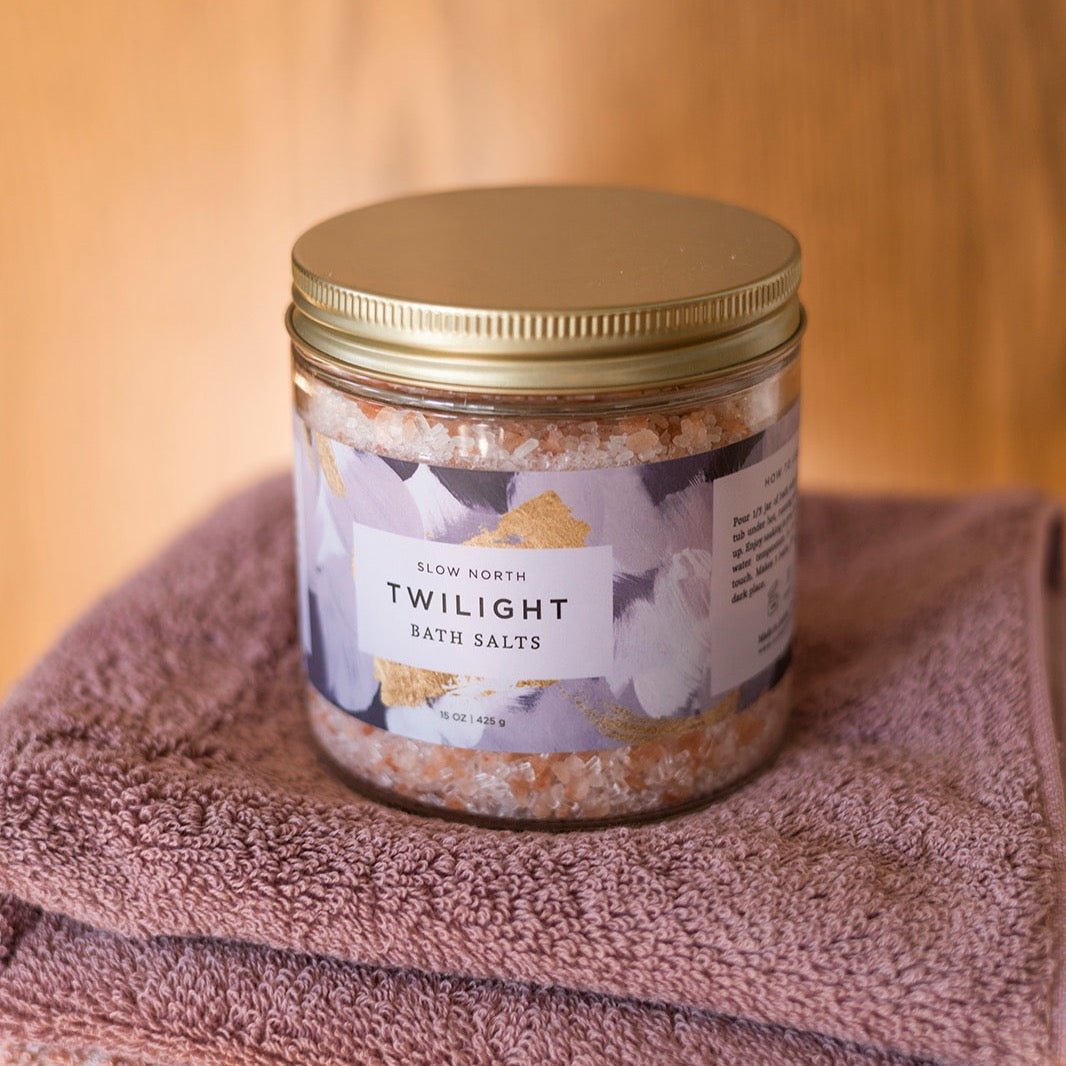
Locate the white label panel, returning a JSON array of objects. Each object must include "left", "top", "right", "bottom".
[
  {"left": 710, "top": 435, "right": 799, "bottom": 691},
  {"left": 353, "top": 523, "right": 615, "bottom": 682}
]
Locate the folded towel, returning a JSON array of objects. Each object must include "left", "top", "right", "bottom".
[{"left": 0, "top": 478, "right": 1062, "bottom": 1066}]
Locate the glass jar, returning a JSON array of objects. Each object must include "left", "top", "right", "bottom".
[{"left": 288, "top": 186, "right": 803, "bottom": 827}]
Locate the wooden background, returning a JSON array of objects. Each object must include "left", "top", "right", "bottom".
[{"left": 1, "top": 1, "right": 1064, "bottom": 697}]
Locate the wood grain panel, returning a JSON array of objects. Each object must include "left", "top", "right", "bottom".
[{"left": 2, "top": 0, "right": 1064, "bottom": 694}]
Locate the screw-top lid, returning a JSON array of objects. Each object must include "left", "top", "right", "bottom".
[{"left": 289, "top": 186, "right": 802, "bottom": 394}]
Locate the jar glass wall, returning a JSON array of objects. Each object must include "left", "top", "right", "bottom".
[{"left": 292, "top": 335, "right": 800, "bottom": 826}]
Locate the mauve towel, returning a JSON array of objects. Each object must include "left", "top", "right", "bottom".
[{"left": 0, "top": 478, "right": 1063, "bottom": 1066}]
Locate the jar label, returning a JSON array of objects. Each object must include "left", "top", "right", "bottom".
[
  {"left": 294, "top": 404, "right": 798, "bottom": 753},
  {"left": 352, "top": 525, "right": 615, "bottom": 680}
]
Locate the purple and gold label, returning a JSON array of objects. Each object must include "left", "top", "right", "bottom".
[{"left": 293, "top": 405, "right": 798, "bottom": 753}]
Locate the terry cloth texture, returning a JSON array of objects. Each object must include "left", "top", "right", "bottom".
[{"left": 0, "top": 477, "right": 1063, "bottom": 1066}]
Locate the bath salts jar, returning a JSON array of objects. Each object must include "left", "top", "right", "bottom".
[{"left": 289, "top": 186, "right": 802, "bottom": 827}]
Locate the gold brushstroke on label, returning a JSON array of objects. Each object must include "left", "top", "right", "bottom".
[
  {"left": 314, "top": 431, "right": 347, "bottom": 497},
  {"left": 464, "top": 491, "right": 590, "bottom": 549},
  {"left": 480, "top": 678, "right": 556, "bottom": 698},
  {"left": 374, "top": 659, "right": 458, "bottom": 708},
  {"left": 570, "top": 689, "right": 740, "bottom": 744},
  {"left": 374, "top": 491, "right": 587, "bottom": 707}
]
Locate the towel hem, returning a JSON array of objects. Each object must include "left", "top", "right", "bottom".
[{"left": 1028, "top": 503, "right": 1066, "bottom": 1064}]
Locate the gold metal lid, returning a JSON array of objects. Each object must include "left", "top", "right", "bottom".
[{"left": 290, "top": 186, "right": 802, "bottom": 394}]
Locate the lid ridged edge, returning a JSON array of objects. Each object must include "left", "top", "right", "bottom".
[
  {"left": 292, "top": 258, "right": 801, "bottom": 354},
  {"left": 288, "top": 303, "right": 804, "bottom": 396}
]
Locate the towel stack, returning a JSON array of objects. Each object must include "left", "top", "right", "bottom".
[{"left": 0, "top": 478, "right": 1062, "bottom": 1065}]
